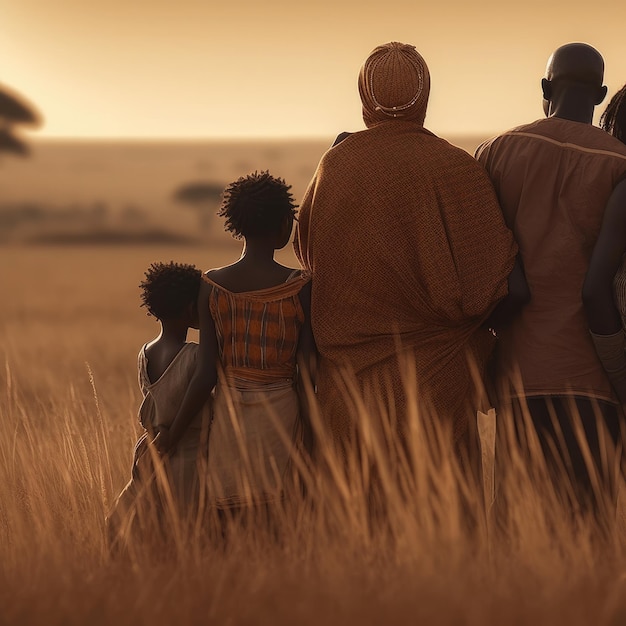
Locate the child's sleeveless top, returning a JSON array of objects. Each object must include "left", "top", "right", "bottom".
[{"left": 203, "top": 272, "right": 310, "bottom": 389}]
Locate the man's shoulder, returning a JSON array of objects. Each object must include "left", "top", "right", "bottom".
[
  {"left": 509, "top": 118, "right": 626, "bottom": 156},
  {"left": 577, "top": 125, "right": 626, "bottom": 158},
  {"left": 475, "top": 134, "right": 504, "bottom": 162},
  {"left": 476, "top": 120, "right": 543, "bottom": 154},
  {"left": 477, "top": 118, "right": 626, "bottom": 162}
]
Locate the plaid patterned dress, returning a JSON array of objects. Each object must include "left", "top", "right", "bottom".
[
  {"left": 204, "top": 272, "right": 309, "bottom": 389},
  {"left": 202, "top": 272, "right": 310, "bottom": 507}
]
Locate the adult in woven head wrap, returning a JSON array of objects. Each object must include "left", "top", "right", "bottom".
[{"left": 296, "top": 42, "right": 518, "bottom": 478}]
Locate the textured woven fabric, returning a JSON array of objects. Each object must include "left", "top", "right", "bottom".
[
  {"left": 296, "top": 121, "right": 517, "bottom": 452},
  {"left": 477, "top": 117, "right": 626, "bottom": 402},
  {"left": 204, "top": 273, "right": 310, "bottom": 389},
  {"left": 358, "top": 42, "right": 430, "bottom": 128}
]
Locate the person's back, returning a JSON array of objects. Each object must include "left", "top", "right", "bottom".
[
  {"left": 137, "top": 342, "right": 208, "bottom": 499},
  {"left": 107, "top": 262, "right": 209, "bottom": 549},
  {"left": 477, "top": 116, "right": 626, "bottom": 399},
  {"left": 297, "top": 42, "right": 517, "bottom": 466},
  {"left": 204, "top": 270, "right": 310, "bottom": 507},
  {"left": 309, "top": 122, "right": 509, "bottom": 386},
  {"left": 166, "top": 171, "right": 314, "bottom": 512},
  {"left": 476, "top": 42, "right": 626, "bottom": 516}
]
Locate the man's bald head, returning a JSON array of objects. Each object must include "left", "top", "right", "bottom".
[
  {"left": 545, "top": 43, "right": 604, "bottom": 86},
  {"left": 542, "top": 43, "right": 607, "bottom": 122}
]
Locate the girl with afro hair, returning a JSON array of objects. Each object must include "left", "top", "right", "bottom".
[{"left": 160, "top": 171, "right": 315, "bottom": 514}]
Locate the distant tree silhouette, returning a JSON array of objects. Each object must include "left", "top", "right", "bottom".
[
  {"left": 173, "top": 181, "right": 224, "bottom": 231},
  {"left": 0, "top": 128, "right": 28, "bottom": 155},
  {"left": 0, "top": 85, "right": 41, "bottom": 157}
]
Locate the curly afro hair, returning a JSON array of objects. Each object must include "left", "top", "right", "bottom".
[
  {"left": 601, "top": 84, "right": 626, "bottom": 145},
  {"left": 139, "top": 261, "right": 202, "bottom": 320},
  {"left": 218, "top": 171, "right": 298, "bottom": 239}
]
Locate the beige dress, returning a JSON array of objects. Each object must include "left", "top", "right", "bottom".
[{"left": 107, "top": 343, "right": 211, "bottom": 535}]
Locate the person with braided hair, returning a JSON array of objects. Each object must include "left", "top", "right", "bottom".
[
  {"left": 162, "top": 171, "right": 314, "bottom": 513},
  {"left": 583, "top": 83, "right": 626, "bottom": 400},
  {"left": 601, "top": 84, "right": 626, "bottom": 143},
  {"left": 107, "top": 261, "right": 211, "bottom": 547}
]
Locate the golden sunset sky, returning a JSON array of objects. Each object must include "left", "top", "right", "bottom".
[{"left": 1, "top": 0, "right": 625, "bottom": 139}]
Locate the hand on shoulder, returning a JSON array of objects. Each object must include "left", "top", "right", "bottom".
[{"left": 332, "top": 132, "right": 352, "bottom": 147}]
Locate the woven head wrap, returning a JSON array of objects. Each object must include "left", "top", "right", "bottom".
[{"left": 358, "top": 42, "right": 430, "bottom": 128}]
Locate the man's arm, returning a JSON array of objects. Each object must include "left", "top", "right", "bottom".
[
  {"left": 486, "top": 255, "right": 530, "bottom": 333},
  {"left": 473, "top": 137, "right": 529, "bottom": 331},
  {"left": 582, "top": 179, "right": 626, "bottom": 403}
]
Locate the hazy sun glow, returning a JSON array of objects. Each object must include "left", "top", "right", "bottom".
[{"left": 1, "top": 0, "right": 625, "bottom": 139}]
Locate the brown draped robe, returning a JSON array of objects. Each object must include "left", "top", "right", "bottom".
[{"left": 295, "top": 121, "right": 517, "bottom": 457}]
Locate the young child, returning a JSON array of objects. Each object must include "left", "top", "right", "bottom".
[
  {"left": 161, "top": 171, "right": 314, "bottom": 512},
  {"left": 107, "top": 261, "right": 211, "bottom": 545}
]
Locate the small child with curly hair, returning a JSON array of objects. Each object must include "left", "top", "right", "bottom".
[
  {"left": 161, "top": 171, "right": 314, "bottom": 513},
  {"left": 107, "top": 261, "right": 211, "bottom": 545}
]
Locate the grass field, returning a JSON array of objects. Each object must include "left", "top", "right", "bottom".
[{"left": 2, "top": 242, "right": 626, "bottom": 625}]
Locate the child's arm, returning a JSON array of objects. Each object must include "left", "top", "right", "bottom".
[
  {"left": 297, "top": 281, "right": 316, "bottom": 382},
  {"left": 156, "top": 280, "right": 218, "bottom": 453},
  {"left": 296, "top": 281, "right": 317, "bottom": 456}
]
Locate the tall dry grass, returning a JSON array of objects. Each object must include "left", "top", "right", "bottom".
[{"left": 2, "top": 244, "right": 626, "bottom": 625}]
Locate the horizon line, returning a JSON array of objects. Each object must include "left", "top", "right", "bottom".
[{"left": 27, "top": 132, "right": 492, "bottom": 144}]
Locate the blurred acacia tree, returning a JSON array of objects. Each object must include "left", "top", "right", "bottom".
[
  {"left": 173, "top": 181, "right": 224, "bottom": 231},
  {"left": 0, "top": 85, "right": 41, "bottom": 157}
]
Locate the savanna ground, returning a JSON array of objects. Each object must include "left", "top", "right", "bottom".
[{"left": 3, "top": 241, "right": 626, "bottom": 626}]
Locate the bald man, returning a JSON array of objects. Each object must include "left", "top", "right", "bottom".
[{"left": 476, "top": 43, "right": 626, "bottom": 516}]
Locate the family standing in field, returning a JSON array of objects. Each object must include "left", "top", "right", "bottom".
[{"left": 107, "top": 40, "right": 626, "bottom": 545}]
